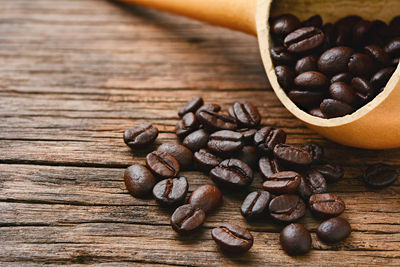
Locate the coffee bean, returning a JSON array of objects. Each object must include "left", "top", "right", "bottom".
[
  {"left": 288, "top": 90, "right": 325, "bottom": 109},
  {"left": 124, "top": 164, "right": 156, "bottom": 198},
  {"left": 207, "top": 130, "right": 244, "bottom": 154},
  {"left": 348, "top": 53, "right": 376, "bottom": 78},
  {"left": 284, "top": 27, "right": 325, "bottom": 54},
  {"left": 363, "top": 163, "right": 398, "bottom": 188},
  {"left": 196, "top": 103, "right": 221, "bottom": 113},
  {"left": 275, "top": 65, "right": 295, "bottom": 92},
  {"left": 182, "top": 129, "right": 209, "bottom": 152},
  {"left": 254, "top": 127, "right": 287, "bottom": 155},
  {"left": 370, "top": 67, "right": 396, "bottom": 90},
  {"left": 304, "top": 170, "right": 327, "bottom": 194},
  {"left": 302, "top": 143, "right": 324, "bottom": 163},
  {"left": 390, "top": 16, "right": 400, "bottom": 37},
  {"left": 392, "top": 57, "right": 399, "bottom": 66},
  {"left": 302, "top": 15, "right": 322, "bottom": 28},
  {"left": 331, "top": 72, "right": 353, "bottom": 84},
  {"left": 317, "top": 217, "right": 351, "bottom": 243},
  {"left": 270, "top": 46, "right": 296, "bottom": 66},
  {"left": 280, "top": 224, "right": 311, "bottom": 256},
  {"left": 232, "top": 102, "right": 261, "bottom": 128},
  {"left": 178, "top": 97, "right": 204, "bottom": 117},
  {"left": 236, "top": 128, "right": 257, "bottom": 145},
  {"left": 234, "top": 146, "right": 259, "bottom": 169},
  {"left": 196, "top": 110, "right": 237, "bottom": 132},
  {"left": 312, "top": 163, "right": 344, "bottom": 183},
  {"left": 384, "top": 37, "right": 400, "bottom": 58},
  {"left": 269, "top": 194, "right": 306, "bottom": 222},
  {"left": 123, "top": 124, "right": 158, "bottom": 149},
  {"left": 152, "top": 177, "right": 188, "bottom": 206},
  {"left": 351, "top": 77, "right": 374, "bottom": 105},
  {"left": 259, "top": 156, "right": 284, "bottom": 180},
  {"left": 270, "top": 14, "right": 301, "bottom": 40},
  {"left": 364, "top": 45, "right": 391, "bottom": 67},
  {"left": 334, "top": 15, "right": 362, "bottom": 46},
  {"left": 320, "top": 99, "right": 354, "bottom": 118},
  {"left": 295, "top": 55, "right": 318, "bottom": 74},
  {"left": 194, "top": 149, "right": 222, "bottom": 172},
  {"left": 297, "top": 176, "right": 313, "bottom": 200},
  {"left": 352, "top": 20, "right": 372, "bottom": 47},
  {"left": 294, "top": 71, "right": 329, "bottom": 91},
  {"left": 212, "top": 224, "right": 253, "bottom": 254},
  {"left": 318, "top": 46, "right": 354, "bottom": 75},
  {"left": 171, "top": 204, "right": 205, "bottom": 235},
  {"left": 157, "top": 143, "right": 193, "bottom": 170},
  {"left": 323, "top": 23, "right": 335, "bottom": 48},
  {"left": 329, "top": 82, "right": 358, "bottom": 106},
  {"left": 262, "top": 171, "right": 302, "bottom": 194},
  {"left": 370, "top": 20, "right": 390, "bottom": 46},
  {"left": 145, "top": 151, "right": 180, "bottom": 179},
  {"left": 241, "top": 191, "right": 271, "bottom": 219},
  {"left": 176, "top": 112, "right": 199, "bottom": 139},
  {"left": 309, "top": 193, "right": 345, "bottom": 218},
  {"left": 210, "top": 159, "right": 253, "bottom": 189},
  {"left": 309, "top": 107, "right": 326, "bottom": 118},
  {"left": 273, "top": 144, "right": 312, "bottom": 169},
  {"left": 188, "top": 184, "right": 222, "bottom": 214}
]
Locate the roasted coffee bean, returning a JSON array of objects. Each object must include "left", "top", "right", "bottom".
[
  {"left": 364, "top": 45, "right": 391, "bottom": 67},
  {"left": 323, "top": 23, "right": 335, "bottom": 48},
  {"left": 196, "top": 103, "right": 221, "bottom": 113},
  {"left": 334, "top": 15, "right": 362, "bottom": 46},
  {"left": 259, "top": 156, "right": 284, "bottom": 180},
  {"left": 254, "top": 127, "right": 287, "bottom": 155},
  {"left": 194, "top": 149, "right": 222, "bottom": 172},
  {"left": 317, "top": 217, "right": 351, "bottom": 243},
  {"left": 318, "top": 46, "right": 354, "bottom": 75},
  {"left": 297, "top": 176, "right": 313, "bottom": 200},
  {"left": 363, "top": 163, "right": 398, "bottom": 188},
  {"left": 275, "top": 65, "right": 295, "bottom": 91},
  {"left": 241, "top": 191, "right": 271, "bottom": 219},
  {"left": 228, "top": 106, "right": 235, "bottom": 118},
  {"left": 270, "top": 14, "right": 301, "bottom": 40},
  {"left": 288, "top": 90, "right": 325, "bottom": 109},
  {"left": 152, "top": 177, "right": 188, "bottom": 206},
  {"left": 302, "top": 15, "right": 322, "bottom": 28},
  {"left": 273, "top": 144, "right": 312, "bottom": 169},
  {"left": 295, "top": 55, "right": 318, "bottom": 74},
  {"left": 182, "top": 129, "right": 209, "bottom": 152},
  {"left": 320, "top": 98, "right": 354, "bottom": 118},
  {"left": 176, "top": 112, "right": 199, "bottom": 139},
  {"left": 270, "top": 46, "right": 296, "bottom": 66},
  {"left": 331, "top": 72, "right": 353, "bottom": 84},
  {"left": 309, "top": 108, "right": 326, "bottom": 118},
  {"left": 302, "top": 143, "right": 324, "bottom": 163},
  {"left": 329, "top": 82, "right": 358, "bottom": 105},
  {"left": 370, "top": 67, "right": 396, "bottom": 89},
  {"left": 312, "top": 163, "right": 344, "bottom": 183},
  {"left": 196, "top": 110, "right": 237, "bottom": 132},
  {"left": 392, "top": 57, "right": 399, "bottom": 66},
  {"left": 157, "top": 143, "right": 193, "bottom": 170},
  {"left": 352, "top": 20, "right": 372, "bottom": 47},
  {"left": 123, "top": 124, "right": 158, "bottom": 149},
  {"left": 124, "top": 164, "right": 156, "bottom": 198},
  {"left": 304, "top": 170, "right": 327, "bottom": 194},
  {"left": 351, "top": 77, "right": 374, "bottom": 104},
  {"left": 309, "top": 193, "right": 345, "bottom": 218},
  {"left": 236, "top": 128, "right": 257, "bottom": 145},
  {"left": 178, "top": 97, "right": 203, "bottom": 117},
  {"left": 234, "top": 146, "right": 258, "bottom": 169},
  {"left": 348, "top": 53, "right": 376, "bottom": 78},
  {"left": 262, "top": 171, "right": 302, "bottom": 194},
  {"left": 384, "top": 37, "right": 400, "bottom": 58},
  {"left": 269, "top": 194, "right": 306, "bottom": 222},
  {"left": 284, "top": 27, "right": 325, "bottom": 54},
  {"left": 145, "top": 151, "right": 180, "bottom": 179},
  {"left": 294, "top": 71, "right": 329, "bottom": 91},
  {"left": 390, "top": 16, "right": 400, "bottom": 37},
  {"left": 370, "top": 20, "right": 390, "bottom": 46},
  {"left": 207, "top": 130, "right": 244, "bottom": 154},
  {"left": 232, "top": 102, "right": 261, "bottom": 128},
  {"left": 211, "top": 224, "right": 254, "bottom": 254},
  {"left": 210, "top": 159, "right": 253, "bottom": 189},
  {"left": 188, "top": 184, "right": 222, "bottom": 214},
  {"left": 171, "top": 204, "right": 205, "bottom": 235},
  {"left": 280, "top": 224, "right": 311, "bottom": 256}
]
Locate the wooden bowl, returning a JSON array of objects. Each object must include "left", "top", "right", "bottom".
[{"left": 118, "top": 0, "right": 400, "bottom": 149}]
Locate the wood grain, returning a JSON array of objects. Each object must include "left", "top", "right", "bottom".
[{"left": 1, "top": 0, "right": 400, "bottom": 265}]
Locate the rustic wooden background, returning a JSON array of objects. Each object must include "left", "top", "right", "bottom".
[{"left": 1, "top": 0, "right": 399, "bottom": 265}]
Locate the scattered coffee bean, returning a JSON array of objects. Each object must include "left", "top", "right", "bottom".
[
  {"left": 232, "top": 102, "right": 261, "bottom": 128},
  {"left": 124, "top": 164, "right": 156, "bottom": 198},
  {"left": 273, "top": 144, "right": 312, "bottom": 169},
  {"left": 297, "top": 176, "right": 313, "bottom": 200},
  {"left": 236, "top": 128, "right": 257, "bottom": 145},
  {"left": 196, "top": 110, "right": 237, "bottom": 132},
  {"left": 210, "top": 159, "right": 253, "bottom": 189},
  {"left": 194, "top": 149, "right": 222, "bottom": 172},
  {"left": 312, "top": 163, "right": 344, "bottom": 183},
  {"left": 320, "top": 99, "right": 354, "bottom": 118},
  {"left": 123, "top": 123, "right": 158, "bottom": 149},
  {"left": 302, "top": 143, "right": 324, "bottom": 163},
  {"left": 182, "top": 129, "right": 209, "bottom": 152},
  {"left": 240, "top": 191, "right": 271, "bottom": 219},
  {"left": 304, "top": 170, "right": 327, "bottom": 194},
  {"left": 280, "top": 224, "right": 312, "bottom": 255},
  {"left": 153, "top": 177, "right": 188, "bottom": 206},
  {"left": 176, "top": 112, "right": 199, "bottom": 139},
  {"left": 234, "top": 146, "right": 259, "bottom": 169},
  {"left": 254, "top": 127, "right": 287, "bottom": 155},
  {"left": 262, "top": 171, "right": 302, "bottom": 194},
  {"left": 157, "top": 143, "right": 193, "bottom": 170},
  {"left": 171, "top": 204, "right": 205, "bottom": 235},
  {"left": 145, "top": 151, "right": 180, "bottom": 179},
  {"left": 284, "top": 27, "right": 325, "bottom": 54},
  {"left": 207, "top": 130, "right": 244, "bottom": 154},
  {"left": 188, "top": 184, "right": 222, "bottom": 214},
  {"left": 259, "top": 156, "right": 284, "bottom": 180},
  {"left": 211, "top": 224, "right": 254, "bottom": 254},
  {"left": 269, "top": 194, "right": 306, "bottom": 222},
  {"left": 309, "top": 193, "right": 345, "bottom": 218},
  {"left": 196, "top": 103, "right": 221, "bottom": 113},
  {"left": 363, "top": 163, "right": 398, "bottom": 188},
  {"left": 317, "top": 217, "right": 351, "bottom": 243},
  {"left": 178, "top": 97, "right": 204, "bottom": 117}
]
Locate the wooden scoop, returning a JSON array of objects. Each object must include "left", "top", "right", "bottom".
[{"left": 117, "top": 0, "right": 400, "bottom": 149}]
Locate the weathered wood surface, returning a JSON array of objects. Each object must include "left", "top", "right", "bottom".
[{"left": 0, "top": 0, "right": 399, "bottom": 265}]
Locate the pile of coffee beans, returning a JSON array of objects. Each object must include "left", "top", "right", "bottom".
[
  {"left": 122, "top": 97, "right": 398, "bottom": 256},
  {"left": 269, "top": 14, "right": 400, "bottom": 118}
]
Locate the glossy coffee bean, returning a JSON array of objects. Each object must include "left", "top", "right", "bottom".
[
  {"left": 145, "top": 151, "right": 180, "bottom": 179},
  {"left": 207, "top": 130, "right": 244, "bottom": 154},
  {"left": 370, "top": 67, "right": 396, "bottom": 89},
  {"left": 309, "top": 108, "right": 326, "bottom": 118},
  {"left": 294, "top": 71, "right": 329, "bottom": 91},
  {"left": 188, "top": 184, "right": 222, "bottom": 214},
  {"left": 284, "top": 27, "right": 325, "bottom": 54},
  {"left": 269, "top": 194, "right": 306, "bottom": 222},
  {"left": 320, "top": 99, "right": 354, "bottom": 118},
  {"left": 157, "top": 143, "right": 193, "bottom": 170},
  {"left": 317, "top": 217, "right": 351, "bottom": 243},
  {"left": 329, "top": 82, "right": 357, "bottom": 105},
  {"left": 309, "top": 193, "right": 345, "bottom": 218},
  {"left": 392, "top": 57, "right": 399, "bottom": 66},
  {"left": 152, "top": 177, "right": 188, "bottom": 206},
  {"left": 304, "top": 170, "right": 327, "bottom": 194},
  {"left": 270, "top": 46, "right": 296, "bottom": 66},
  {"left": 275, "top": 65, "right": 295, "bottom": 92},
  {"left": 301, "top": 15, "right": 322, "bottom": 28},
  {"left": 196, "top": 110, "right": 237, "bottom": 132},
  {"left": 254, "top": 127, "right": 287, "bottom": 155},
  {"left": 312, "top": 163, "right": 344, "bottom": 183},
  {"left": 370, "top": 20, "right": 390, "bottom": 46},
  {"left": 263, "top": 171, "right": 302, "bottom": 194},
  {"left": 323, "top": 23, "right": 335, "bottom": 48},
  {"left": 280, "top": 224, "right": 311, "bottom": 256},
  {"left": 234, "top": 146, "right": 259, "bottom": 169},
  {"left": 259, "top": 156, "right": 284, "bottom": 180},
  {"left": 194, "top": 149, "right": 221, "bottom": 172},
  {"left": 241, "top": 191, "right": 271, "bottom": 219},
  {"left": 390, "top": 16, "right": 400, "bottom": 37},
  {"left": 182, "top": 129, "right": 209, "bottom": 152},
  {"left": 297, "top": 176, "right": 313, "bottom": 200},
  {"left": 364, "top": 45, "right": 391, "bottom": 67},
  {"left": 288, "top": 90, "right": 324, "bottom": 109},
  {"left": 178, "top": 97, "right": 203, "bottom": 117},
  {"left": 171, "top": 204, "right": 205, "bottom": 235},
  {"left": 196, "top": 103, "right": 221, "bottom": 113},
  {"left": 351, "top": 77, "right": 374, "bottom": 104},
  {"left": 334, "top": 15, "right": 362, "bottom": 46},
  {"left": 352, "top": 20, "right": 372, "bottom": 47},
  {"left": 270, "top": 14, "right": 301, "bottom": 40},
  {"left": 211, "top": 224, "right": 254, "bottom": 254},
  {"left": 348, "top": 53, "right": 376, "bottom": 78},
  {"left": 331, "top": 72, "right": 353, "bottom": 84},
  {"left": 236, "top": 128, "right": 257, "bottom": 145},
  {"left": 295, "top": 55, "right": 318, "bottom": 74},
  {"left": 273, "top": 144, "right": 312, "bottom": 169},
  {"left": 232, "top": 102, "right": 261, "bottom": 128},
  {"left": 384, "top": 37, "right": 400, "bottom": 58},
  {"left": 302, "top": 143, "right": 324, "bottom": 163},
  {"left": 123, "top": 124, "right": 158, "bottom": 149},
  {"left": 363, "top": 163, "right": 398, "bottom": 188},
  {"left": 124, "top": 164, "right": 156, "bottom": 198},
  {"left": 210, "top": 159, "right": 253, "bottom": 189},
  {"left": 176, "top": 112, "right": 199, "bottom": 139},
  {"left": 318, "top": 46, "right": 354, "bottom": 75}
]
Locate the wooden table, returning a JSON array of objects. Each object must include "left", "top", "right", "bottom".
[{"left": 1, "top": 0, "right": 399, "bottom": 265}]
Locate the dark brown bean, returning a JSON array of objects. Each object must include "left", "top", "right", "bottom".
[
  {"left": 236, "top": 128, "right": 257, "bottom": 145},
  {"left": 348, "top": 53, "right": 376, "bottom": 78},
  {"left": 232, "top": 102, "right": 261, "bottom": 128},
  {"left": 364, "top": 45, "right": 391, "bottom": 67},
  {"left": 370, "top": 67, "right": 396, "bottom": 90},
  {"left": 259, "top": 156, "right": 284, "bottom": 180},
  {"left": 384, "top": 37, "right": 400, "bottom": 58},
  {"left": 323, "top": 23, "right": 335, "bottom": 48},
  {"left": 317, "top": 217, "right": 351, "bottom": 243},
  {"left": 270, "top": 46, "right": 295, "bottom": 66},
  {"left": 188, "top": 184, "right": 222, "bottom": 214},
  {"left": 275, "top": 65, "right": 295, "bottom": 92},
  {"left": 178, "top": 97, "right": 203, "bottom": 117},
  {"left": 270, "top": 14, "right": 301, "bottom": 40},
  {"left": 363, "top": 163, "right": 398, "bottom": 188},
  {"left": 152, "top": 177, "right": 188, "bottom": 206},
  {"left": 294, "top": 71, "right": 329, "bottom": 91},
  {"left": 157, "top": 143, "right": 193, "bottom": 170},
  {"left": 207, "top": 130, "right": 244, "bottom": 154},
  {"left": 196, "top": 103, "right": 221, "bottom": 113},
  {"left": 145, "top": 151, "right": 180, "bottom": 179},
  {"left": 320, "top": 99, "right": 354, "bottom": 118},
  {"left": 280, "top": 224, "right": 311, "bottom": 255},
  {"left": 254, "top": 127, "right": 287, "bottom": 155},
  {"left": 273, "top": 144, "right": 312, "bottom": 169},
  {"left": 302, "top": 15, "right": 322, "bottom": 28},
  {"left": 171, "top": 204, "right": 205, "bottom": 235},
  {"left": 234, "top": 146, "right": 259, "bottom": 169},
  {"left": 288, "top": 90, "right": 325, "bottom": 109},
  {"left": 262, "top": 171, "right": 302, "bottom": 194},
  {"left": 194, "top": 149, "right": 221, "bottom": 172},
  {"left": 329, "top": 82, "right": 358, "bottom": 105},
  {"left": 284, "top": 27, "right": 325, "bottom": 54},
  {"left": 312, "top": 163, "right": 344, "bottom": 183},
  {"left": 196, "top": 110, "right": 237, "bottom": 132},
  {"left": 318, "top": 46, "right": 354, "bottom": 75},
  {"left": 295, "top": 55, "right": 318, "bottom": 74},
  {"left": 309, "top": 193, "right": 345, "bottom": 218},
  {"left": 330, "top": 72, "right": 353, "bottom": 84},
  {"left": 309, "top": 108, "right": 326, "bottom": 118},
  {"left": 352, "top": 20, "right": 372, "bottom": 47},
  {"left": 124, "top": 164, "right": 156, "bottom": 198},
  {"left": 351, "top": 77, "right": 374, "bottom": 105},
  {"left": 176, "top": 112, "right": 199, "bottom": 139},
  {"left": 182, "top": 129, "right": 209, "bottom": 152},
  {"left": 210, "top": 159, "right": 253, "bottom": 189},
  {"left": 304, "top": 170, "right": 327, "bottom": 194},
  {"left": 211, "top": 224, "right": 254, "bottom": 254},
  {"left": 123, "top": 124, "right": 158, "bottom": 149},
  {"left": 297, "top": 176, "right": 313, "bottom": 200},
  {"left": 240, "top": 191, "right": 271, "bottom": 219},
  {"left": 269, "top": 194, "right": 306, "bottom": 222},
  {"left": 302, "top": 143, "right": 324, "bottom": 163},
  {"left": 390, "top": 16, "right": 400, "bottom": 37}
]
